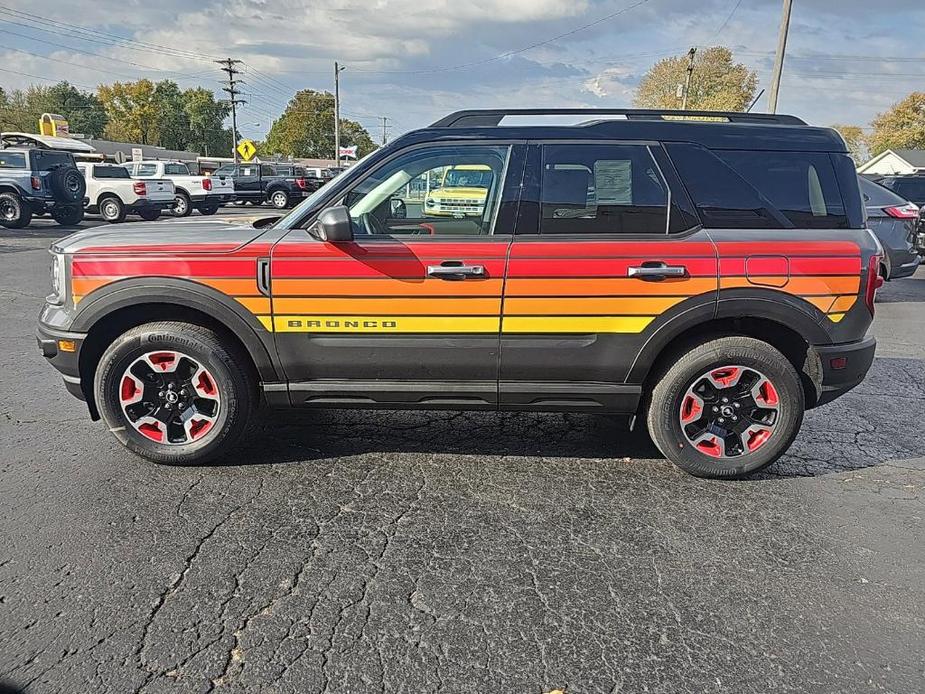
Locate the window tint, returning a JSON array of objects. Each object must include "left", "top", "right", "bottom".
[
  {"left": 260, "top": 165, "right": 275, "bottom": 176},
  {"left": 882, "top": 177, "right": 925, "bottom": 202},
  {"left": 859, "top": 177, "right": 908, "bottom": 206},
  {"left": 136, "top": 163, "right": 157, "bottom": 177},
  {"left": 0, "top": 152, "right": 26, "bottom": 169},
  {"left": 716, "top": 150, "right": 847, "bottom": 228},
  {"left": 214, "top": 165, "right": 235, "bottom": 176},
  {"left": 343, "top": 144, "right": 510, "bottom": 237},
  {"left": 32, "top": 150, "right": 74, "bottom": 171},
  {"left": 539, "top": 144, "right": 668, "bottom": 235},
  {"left": 93, "top": 165, "right": 130, "bottom": 179},
  {"left": 165, "top": 163, "right": 189, "bottom": 175}
]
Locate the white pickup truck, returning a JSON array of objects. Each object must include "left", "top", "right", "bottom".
[
  {"left": 78, "top": 163, "right": 175, "bottom": 223},
  {"left": 128, "top": 160, "right": 236, "bottom": 217}
]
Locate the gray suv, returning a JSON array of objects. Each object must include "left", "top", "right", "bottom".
[{"left": 0, "top": 146, "right": 86, "bottom": 228}]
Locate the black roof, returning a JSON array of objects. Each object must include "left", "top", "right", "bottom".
[{"left": 388, "top": 108, "right": 847, "bottom": 153}]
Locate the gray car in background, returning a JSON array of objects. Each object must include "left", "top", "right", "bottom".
[{"left": 859, "top": 177, "right": 921, "bottom": 279}]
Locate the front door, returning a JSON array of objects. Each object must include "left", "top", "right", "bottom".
[
  {"left": 269, "top": 142, "right": 524, "bottom": 408},
  {"left": 500, "top": 142, "right": 718, "bottom": 411}
]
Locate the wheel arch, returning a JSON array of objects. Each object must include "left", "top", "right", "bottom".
[
  {"left": 74, "top": 278, "right": 281, "bottom": 417},
  {"left": 630, "top": 295, "right": 832, "bottom": 410}
]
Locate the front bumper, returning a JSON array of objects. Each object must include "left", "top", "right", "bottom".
[
  {"left": 36, "top": 322, "right": 87, "bottom": 402},
  {"left": 813, "top": 335, "right": 876, "bottom": 407}
]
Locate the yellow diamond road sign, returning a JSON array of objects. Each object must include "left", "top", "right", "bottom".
[{"left": 236, "top": 140, "right": 256, "bottom": 162}]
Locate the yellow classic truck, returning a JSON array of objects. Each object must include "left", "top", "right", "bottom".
[{"left": 423, "top": 164, "right": 492, "bottom": 217}]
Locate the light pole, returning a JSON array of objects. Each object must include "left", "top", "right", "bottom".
[
  {"left": 334, "top": 62, "right": 346, "bottom": 169},
  {"left": 768, "top": 0, "right": 794, "bottom": 113}
]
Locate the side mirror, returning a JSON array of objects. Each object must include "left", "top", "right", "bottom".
[{"left": 314, "top": 205, "right": 353, "bottom": 243}]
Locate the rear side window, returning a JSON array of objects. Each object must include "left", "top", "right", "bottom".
[
  {"left": 860, "top": 177, "right": 909, "bottom": 206},
  {"left": 881, "top": 177, "right": 925, "bottom": 202},
  {"left": 165, "top": 163, "right": 189, "bottom": 175},
  {"left": 667, "top": 144, "right": 848, "bottom": 229},
  {"left": 0, "top": 152, "right": 26, "bottom": 169},
  {"left": 540, "top": 144, "right": 668, "bottom": 234},
  {"left": 93, "top": 165, "right": 130, "bottom": 179},
  {"left": 32, "top": 150, "right": 74, "bottom": 171},
  {"left": 214, "top": 165, "right": 236, "bottom": 176}
]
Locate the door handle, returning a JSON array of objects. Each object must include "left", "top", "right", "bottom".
[
  {"left": 627, "top": 262, "right": 687, "bottom": 280},
  {"left": 427, "top": 263, "right": 486, "bottom": 280}
]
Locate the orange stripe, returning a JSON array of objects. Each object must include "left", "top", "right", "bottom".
[
  {"left": 198, "top": 278, "right": 263, "bottom": 296},
  {"left": 504, "top": 296, "right": 687, "bottom": 315},
  {"left": 830, "top": 295, "right": 858, "bottom": 312},
  {"left": 505, "top": 277, "right": 714, "bottom": 297},
  {"left": 267, "top": 296, "right": 501, "bottom": 315},
  {"left": 235, "top": 297, "right": 271, "bottom": 314},
  {"left": 273, "top": 278, "right": 504, "bottom": 297},
  {"left": 720, "top": 276, "right": 860, "bottom": 295},
  {"left": 72, "top": 277, "right": 114, "bottom": 295}
]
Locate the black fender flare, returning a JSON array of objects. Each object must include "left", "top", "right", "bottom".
[{"left": 72, "top": 276, "right": 281, "bottom": 382}]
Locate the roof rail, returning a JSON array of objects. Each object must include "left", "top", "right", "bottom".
[{"left": 429, "top": 109, "right": 806, "bottom": 128}]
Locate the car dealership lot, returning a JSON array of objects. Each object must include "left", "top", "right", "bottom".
[{"left": 1, "top": 224, "right": 923, "bottom": 692}]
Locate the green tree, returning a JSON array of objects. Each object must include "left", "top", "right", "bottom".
[
  {"left": 265, "top": 89, "right": 376, "bottom": 158},
  {"left": 153, "top": 80, "right": 189, "bottom": 151},
  {"left": 183, "top": 87, "right": 232, "bottom": 157},
  {"left": 98, "top": 79, "right": 160, "bottom": 144},
  {"left": 832, "top": 124, "right": 869, "bottom": 164},
  {"left": 868, "top": 92, "right": 925, "bottom": 156},
  {"left": 635, "top": 46, "right": 758, "bottom": 112},
  {"left": 0, "top": 82, "right": 107, "bottom": 136}
]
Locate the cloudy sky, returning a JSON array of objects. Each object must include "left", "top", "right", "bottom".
[{"left": 1, "top": 0, "right": 924, "bottom": 143}]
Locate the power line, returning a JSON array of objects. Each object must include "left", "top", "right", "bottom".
[{"left": 0, "top": 65, "right": 96, "bottom": 90}]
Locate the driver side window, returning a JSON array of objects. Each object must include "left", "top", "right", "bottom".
[{"left": 344, "top": 144, "right": 510, "bottom": 237}]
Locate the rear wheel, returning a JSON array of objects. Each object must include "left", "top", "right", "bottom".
[
  {"left": 99, "top": 196, "right": 126, "bottom": 223},
  {"left": 51, "top": 205, "right": 84, "bottom": 226},
  {"left": 138, "top": 209, "right": 161, "bottom": 221},
  {"left": 94, "top": 322, "right": 258, "bottom": 465},
  {"left": 0, "top": 192, "right": 32, "bottom": 229},
  {"left": 172, "top": 192, "right": 192, "bottom": 217},
  {"left": 646, "top": 336, "right": 804, "bottom": 479}
]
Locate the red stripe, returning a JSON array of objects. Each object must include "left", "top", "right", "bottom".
[
  {"left": 273, "top": 240, "right": 508, "bottom": 259},
  {"left": 72, "top": 258, "right": 257, "bottom": 278},
  {"left": 719, "top": 255, "right": 862, "bottom": 276},
  {"left": 509, "top": 241, "right": 716, "bottom": 257},
  {"left": 507, "top": 257, "right": 717, "bottom": 277},
  {"left": 715, "top": 241, "right": 860, "bottom": 255},
  {"left": 272, "top": 258, "right": 507, "bottom": 279}
]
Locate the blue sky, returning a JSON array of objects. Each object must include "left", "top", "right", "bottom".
[{"left": 1, "top": 0, "right": 923, "bottom": 145}]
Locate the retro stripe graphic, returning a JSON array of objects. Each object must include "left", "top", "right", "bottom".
[{"left": 70, "top": 239, "right": 861, "bottom": 333}]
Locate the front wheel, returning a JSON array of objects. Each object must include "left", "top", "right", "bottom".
[
  {"left": 0, "top": 192, "right": 32, "bottom": 229},
  {"left": 269, "top": 190, "right": 289, "bottom": 209},
  {"left": 646, "top": 336, "right": 804, "bottom": 479},
  {"left": 172, "top": 192, "right": 192, "bottom": 217},
  {"left": 99, "top": 196, "right": 126, "bottom": 224},
  {"left": 198, "top": 203, "right": 220, "bottom": 215},
  {"left": 138, "top": 209, "right": 161, "bottom": 222},
  {"left": 94, "top": 322, "right": 258, "bottom": 465}
]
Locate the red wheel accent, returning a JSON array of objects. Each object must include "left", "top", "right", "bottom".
[
  {"left": 187, "top": 419, "right": 212, "bottom": 440},
  {"left": 148, "top": 352, "right": 177, "bottom": 371},
  {"left": 680, "top": 394, "right": 702, "bottom": 423},
  {"left": 757, "top": 380, "right": 779, "bottom": 407},
  {"left": 121, "top": 376, "right": 138, "bottom": 402},
  {"left": 695, "top": 436, "right": 723, "bottom": 458},
  {"left": 138, "top": 421, "right": 165, "bottom": 442},
  {"left": 197, "top": 371, "right": 217, "bottom": 396},
  {"left": 710, "top": 367, "right": 741, "bottom": 387},
  {"left": 746, "top": 428, "right": 772, "bottom": 452}
]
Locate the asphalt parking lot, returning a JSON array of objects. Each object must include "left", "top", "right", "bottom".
[{"left": 1, "top": 218, "right": 923, "bottom": 693}]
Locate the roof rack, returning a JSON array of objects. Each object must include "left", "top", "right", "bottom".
[{"left": 429, "top": 109, "right": 806, "bottom": 128}]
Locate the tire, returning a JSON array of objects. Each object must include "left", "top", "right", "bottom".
[
  {"left": 138, "top": 209, "right": 161, "bottom": 222},
  {"left": 47, "top": 167, "right": 86, "bottom": 204},
  {"left": 269, "top": 190, "right": 289, "bottom": 209},
  {"left": 198, "top": 203, "right": 219, "bottom": 215},
  {"left": 99, "top": 196, "right": 126, "bottom": 224},
  {"left": 94, "top": 321, "right": 258, "bottom": 466},
  {"left": 172, "top": 192, "right": 192, "bottom": 217},
  {"left": 0, "top": 192, "right": 32, "bottom": 229},
  {"left": 51, "top": 205, "right": 84, "bottom": 226},
  {"left": 646, "top": 336, "right": 804, "bottom": 479}
]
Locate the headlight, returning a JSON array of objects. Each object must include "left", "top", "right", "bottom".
[
  {"left": 425, "top": 198, "right": 437, "bottom": 207},
  {"left": 48, "top": 252, "right": 67, "bottom": 306}
]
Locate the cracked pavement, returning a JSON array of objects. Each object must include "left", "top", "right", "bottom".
[{"left": 1, "top": 226, "right": 923, "bottom": 693}]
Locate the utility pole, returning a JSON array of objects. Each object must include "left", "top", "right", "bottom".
[
  {"left": 380, "top": 116, "right": 390, "bottom": 145},
  {"left": 680, "top": 47, "right": 696, "bottom": 110},
  {"left": 334, "top": 62, "right": 345, "bottom": 168},
  {"left": 768, "top": 0, "right": 793, "bottom": 114},
  {"left": 216, "top": 58, "right": 245, "bottom": 161}
]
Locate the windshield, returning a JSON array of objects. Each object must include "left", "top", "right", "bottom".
[
  {"left": 885, "top": 178, "right": 925, "bottom": 202},
  {"left": 443, "top": 168, "right": 493, "bottom": 188}
]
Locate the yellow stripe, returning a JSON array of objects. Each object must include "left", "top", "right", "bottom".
[
  {"left": 268, "top": 315, "right": 500, "bottom": 333},
  {"left": 502, "top": 316, "right": 654, "bottom": 334},
  {"left": 504, "top": 296, "right": 684, "bottom": 316},
  {"left": 828, "top": 312, "right": 846, "bottom": 323}
]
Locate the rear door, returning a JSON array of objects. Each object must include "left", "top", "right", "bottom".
[
  {"left": 235, "top": 164, "right": 260, "bottom": 200},
  {"left": 269, "top": 141, "right": 524, "bottom": 408},
  {"left": 499, "top": 141, "right": 717, "bottom": 411}
]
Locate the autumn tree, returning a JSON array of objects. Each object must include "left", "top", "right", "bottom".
[
  {"left": 868, "top": 92, "right": 925, "bottom": 156},
  {"left": 832, "top": 124, "right": 869, "bottom": 164},
  {"left": 635, "top": 47, "right": 758, "bottom": 112},
  {"left": 264, "top": 89, "right": 376, "bottom": 159},
  {"left": 98, "top": 80, "right": 160, "bottom": 144}
]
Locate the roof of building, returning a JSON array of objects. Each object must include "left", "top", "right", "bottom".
[
  {"left": 82, "top": 139, "right": 200, "bottom": 162},
  {"left": 891, "top": 149, "right": 925, "bottom": 167}
]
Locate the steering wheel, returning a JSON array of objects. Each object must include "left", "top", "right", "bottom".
[{"left": 358, "top": 212, "right": 389, "bottom": 236}]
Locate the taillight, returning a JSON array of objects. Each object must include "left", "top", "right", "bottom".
[
  {"left": 133, "top": 181, "right": 146, "bottom": 196},
  {"left": 202, "top": 177, "right": 212, "bottom": 191},
  {"left": 883, "top": 203, "right": 919, "bottom": 219},
  {"left": 864, "top": 253, "right": 884, "bottom": 315},
  {"left": 295, "top": 177, "right": 306, "bottom": 189},
  {"left": 31, "top": 176, "right": 42, "bottom": 190}
]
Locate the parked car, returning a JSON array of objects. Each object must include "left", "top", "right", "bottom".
[
  {"left": 271, "top": 164, "right": 324, "bottom": 193},
  {"left": 875, "top": 174, "right": 925, "bottom": 257},
  {"left": 128, "top": 160, "right": 235, "bottom": 217},
  {"left": 78, "top": 164, "right": 174, "bottom": 223},
  {"left": 859, "top": 177, "right": 921, "bottom": 279},
  {"left": 0, "top": 140, "right": 86, "bottom": 228},
  {"left": 38, "top": 108, "right": 881, "bottom": 479},
  {"left": 212, "top": 162, "right": 313, "bottom": 209}
]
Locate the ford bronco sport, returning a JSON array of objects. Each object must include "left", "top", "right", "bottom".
[{"left": 38, "top": 109, "right": 881, "bottom": 478}]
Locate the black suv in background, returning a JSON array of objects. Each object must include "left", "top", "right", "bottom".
[
  {"left": 0, "top": 145, "right": 86, "bottom": 228},
  {"left": 875, "top": 174, "right": 925, "bottom": 256},
  {"left": 213, "top": 162, "right": 317, "bottom": 209},
  {"left": 859, "top": 177, "right": 922, "bottom": 278}
]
